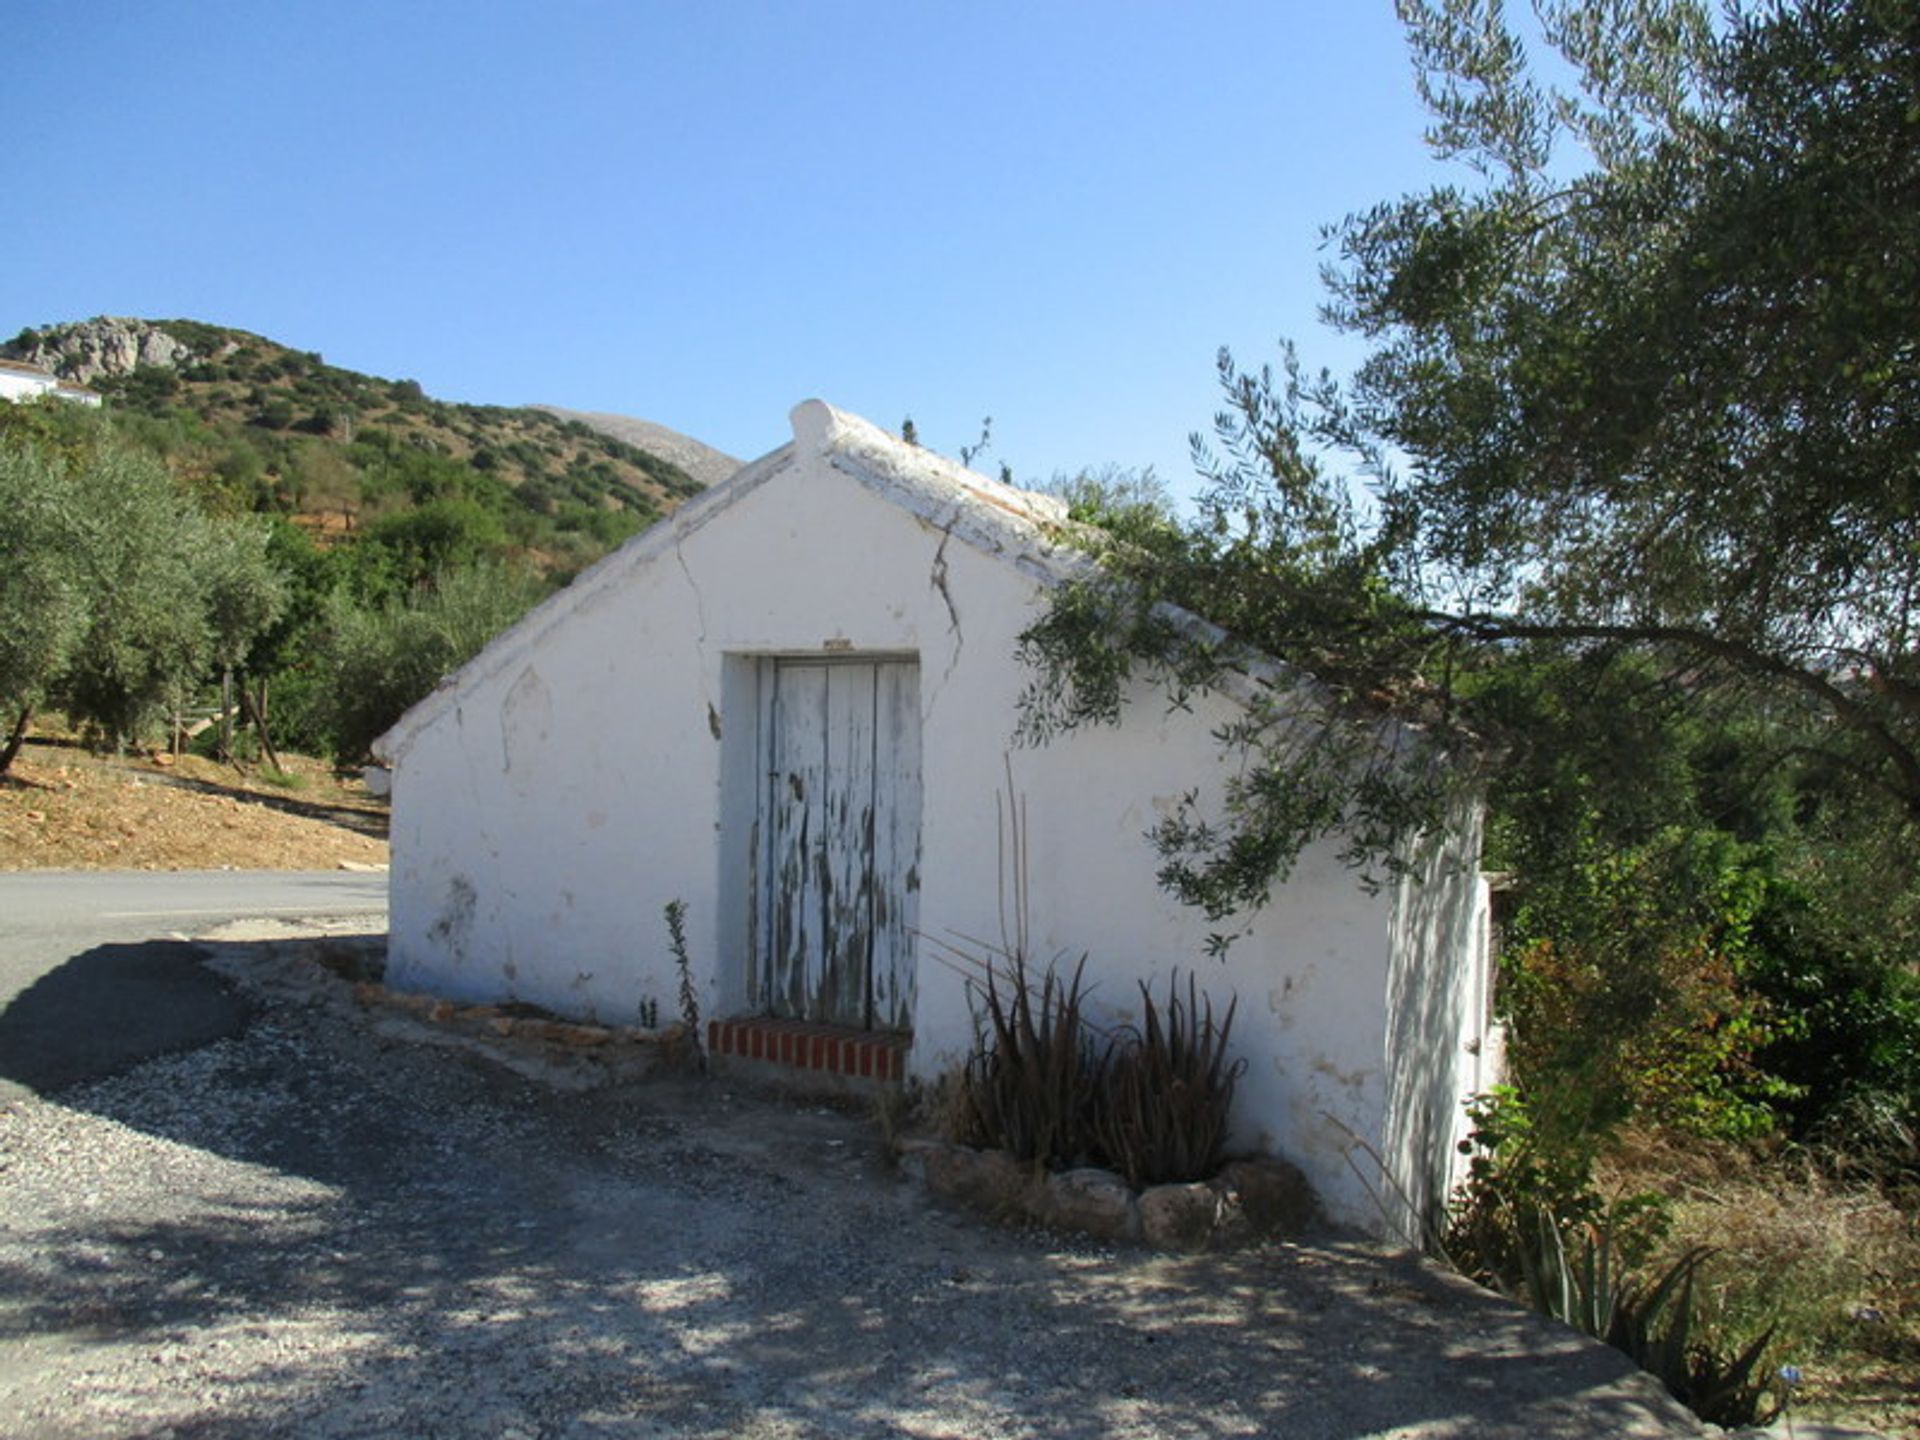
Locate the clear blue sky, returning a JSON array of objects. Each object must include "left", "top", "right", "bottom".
[{"left": 6, "top": 2, "right": 1442, "bottom": 497}]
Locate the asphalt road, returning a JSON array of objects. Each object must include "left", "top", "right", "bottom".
[{"left": 0, "top": 870, "right": 387, "bottom": 1100}]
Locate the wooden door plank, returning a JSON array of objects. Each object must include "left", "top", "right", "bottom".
[
  {"left": 869, "top": 661, "right": 921, "bottom": 1032},
  {"left": 766, "top": 662, "right": 828, "bottom": 1020},
  {"left": 819, "top": 663, "right": 878, "bottom": 1026}
]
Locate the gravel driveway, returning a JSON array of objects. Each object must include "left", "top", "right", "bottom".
[{"left": 0, "top": 925, "right": 1713, "bottom": 1440}]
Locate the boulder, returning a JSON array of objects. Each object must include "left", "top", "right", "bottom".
[
  {"left": 919, "top": 1144, "right": 1036, "bottom": 1219},
  {"left": 1212, "top": 1157, "right": 1321, "bottom": 1237},
  {"left": 1035, "top": 1168, "right": 1140, "bottom": 1242},
  {"left": 1139, "top": 1181, "right": 1220, "bottom": 1251}
]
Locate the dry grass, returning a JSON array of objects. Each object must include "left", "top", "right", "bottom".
[
  {"left": 1599, "top": 1131, "right": 1920, "bottom": 1436},
  {"left": 0, "top": 736, "right": 387, "bottom": 872}
]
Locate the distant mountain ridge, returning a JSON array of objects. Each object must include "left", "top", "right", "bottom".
[
  {"left": 2, "top": 317, "right": 728, "bottom": 576},
  {"left": 534, "top": 406, "right": 739, "bottom": 489}
]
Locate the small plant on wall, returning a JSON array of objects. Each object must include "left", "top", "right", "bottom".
[{"left": 665, "top": 899, "right": 704, "bottom": 1072}]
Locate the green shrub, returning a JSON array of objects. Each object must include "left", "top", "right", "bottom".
[
  {"left": 314, "top": 561, "right": 543, "bottom": 760},
  {"left": 1095, "top": 972, "right": 1244, "bottom": 1187},
  {"left": 958, "top": 951, "right": 1108, "bottom": 1170},
  {"left": 1446, "top": 1095, "right": 1786, "bottom": 1429},
  {"left": 945, "top": 946, "right": 1244, "bottom": 1185}
]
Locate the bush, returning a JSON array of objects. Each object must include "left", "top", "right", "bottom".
[
  {"left": 1095, "top": 972, "right": 1244, "bottom": 1187},
  {"left": 957, "top": 951, "right": 1107, "bottom": 1170},
  {"left": 314, "top": 561, "right": 543, "bottom": 760},
  {"left": 946, "top": 947, "right": 1243, "bottom": 1185},
  {"left": 1446, "top": 1097, "right": 1789, "bottom": 1429}
]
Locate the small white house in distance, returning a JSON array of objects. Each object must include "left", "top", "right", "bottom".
[
  {"left": 373, "top": 400, "right": 1497, "bottom": 1238},
  {"left": 0, "top": 357, "right": 101, "bottom": 406}
]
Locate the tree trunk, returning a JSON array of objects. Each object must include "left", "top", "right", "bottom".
[
  {"left": 239, "top": 674, "right": 283, "bottom": 775},
  {"left": 0, "top": 704, "right": 33, "bottom": 777},
  {"left": 220, "top": 668, "right": 234, "bottom": 762}
]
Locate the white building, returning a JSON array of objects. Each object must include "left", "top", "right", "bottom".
[
  {"left": 374, "top": 401, "right": 1497, "bottom": 1237},
  {"left": 0, "top": 357, "right": 101, "bottom": 406}
]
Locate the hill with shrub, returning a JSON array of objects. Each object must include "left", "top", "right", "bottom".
[
  {"left": 0, "top": 318, "right": 726, "bottom": 769},
  {"left": 4, "top": 317, "right": 713, "bottom": 579}
]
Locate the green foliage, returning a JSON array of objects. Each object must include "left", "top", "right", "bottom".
[
  {"left": 0, "top": 440, "right": 91, "bottom": 734},
  {"left": 0, "top": 415, "right": 286, "bottom": 756},
  {"left": 1445, "top": 1087, "right": 1629, "bottom": 1290},
  {"left": 312, "top": 562, "right": 544, "bottom": 761},
  {"left": 1017, "top": 360, "right": 1456, "bottom": 915},
  {"left": 19, "top": 318, "right": 699, "bottom": 578},
  {"left": 1330, "top": 0, "right": 1920, "bottom": 823},
  {"left": 1, "top": 317, "right": 679, "bottom": 769},
  {"left": 1041, "top": 464, "right": 1177, "bottom": 543},
  {"left": 1446, "top": 1093, "right": 1784, "bottom": 1428},
  {"left": 357, "top": 498, "right": 510, "bottom": 595},
  {"left": 1745, "top": 876, "right": 1920, "bottom": 1168},
  {"left": 1602, "top": 1249, "right": 1782, "bottom": 1429},
  {"left": 1017, "top": 0, "right": 1920, "bottom": 1172},
  {"left": 1500, "top": 828, "right": 1789, "bottom": 1146}
]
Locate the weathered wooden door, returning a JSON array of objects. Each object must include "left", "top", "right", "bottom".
[{"left": 757, "top": 658, "right": 920, "bottom": 1030}]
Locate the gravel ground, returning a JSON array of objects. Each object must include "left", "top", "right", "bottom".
[{"left": 0, "top": 930, "right": 1717, "bottom": 1440}]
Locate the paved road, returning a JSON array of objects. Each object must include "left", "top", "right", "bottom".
[{"left": 0, "top": 870, "right": 386, "bottom": 1100}]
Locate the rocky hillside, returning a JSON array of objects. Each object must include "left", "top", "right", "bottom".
[{"left": 3, "top": 317, "right": 716, "bottom": 573}]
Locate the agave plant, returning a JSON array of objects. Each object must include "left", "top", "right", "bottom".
[
  {"left": 1511, "top": 1219, "right": 1784, "bottom": 1429},
  {"left": 1603, "top": 1247, "right": 1782, "bottom": 1428},
  {"left": 961, "top": 949, "right": 1110, "bottom": 1170},
  {"left": 1094, "top": 970, "right": 1246, "bottom": 1188}
]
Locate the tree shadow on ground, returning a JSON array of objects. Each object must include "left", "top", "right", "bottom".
[
  {"left": 0, "top": 939, "right": 251, "bottom": 1097},
  {"left": 0, "top": 935, "right": 1705, "bottom": 1440},
  {"left": 136, "top": 769, "right": 389, "bottom": 840}
]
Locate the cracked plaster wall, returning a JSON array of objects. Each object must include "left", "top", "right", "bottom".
[{"left": 384, "top": 417, "right": 1481, "bottom": 1234}]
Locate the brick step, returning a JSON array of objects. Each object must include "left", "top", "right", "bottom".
[{"left": 708, "top": 1016, "right": 909, "bottom": 1084}]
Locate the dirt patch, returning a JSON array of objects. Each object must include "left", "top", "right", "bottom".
[{"left": 0, "top": 738, "right": 387, "bottom": 872}]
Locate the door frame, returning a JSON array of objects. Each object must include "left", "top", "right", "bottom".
[{"left": 750, "top": 653, "right": 920, "bottom": 1032}]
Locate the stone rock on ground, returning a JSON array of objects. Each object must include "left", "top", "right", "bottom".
[
  {"left": 917, "top": 1141, "right": 1036, "bottom": 1219},
  {"left": 1215, "top": 1155, "right": 1321, "bottom": 1235},
  {"left": 1138, "top": 1180, "right": 1221, "bottom": 1250},
  {"left": 1034, "top": 1167, "right": 1141, "bottom": 1241}
]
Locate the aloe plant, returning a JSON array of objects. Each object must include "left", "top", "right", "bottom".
[
  {"left": 1095, "top": 970, "right": 1246, "bottom": 1187},
  {"left": 1603, "top": 1247, "right": 1782, "bottom": 1428},
  {"left": 962, "top": 950, "right": 1109, "bottom": 1170}
]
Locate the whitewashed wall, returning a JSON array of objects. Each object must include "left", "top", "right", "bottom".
[
  {"left": 381, "top": 402, "right": 1489, "bottom": 1235},
  {"left": 0, "top": 368, "right": 57, "bottom": 402}
]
